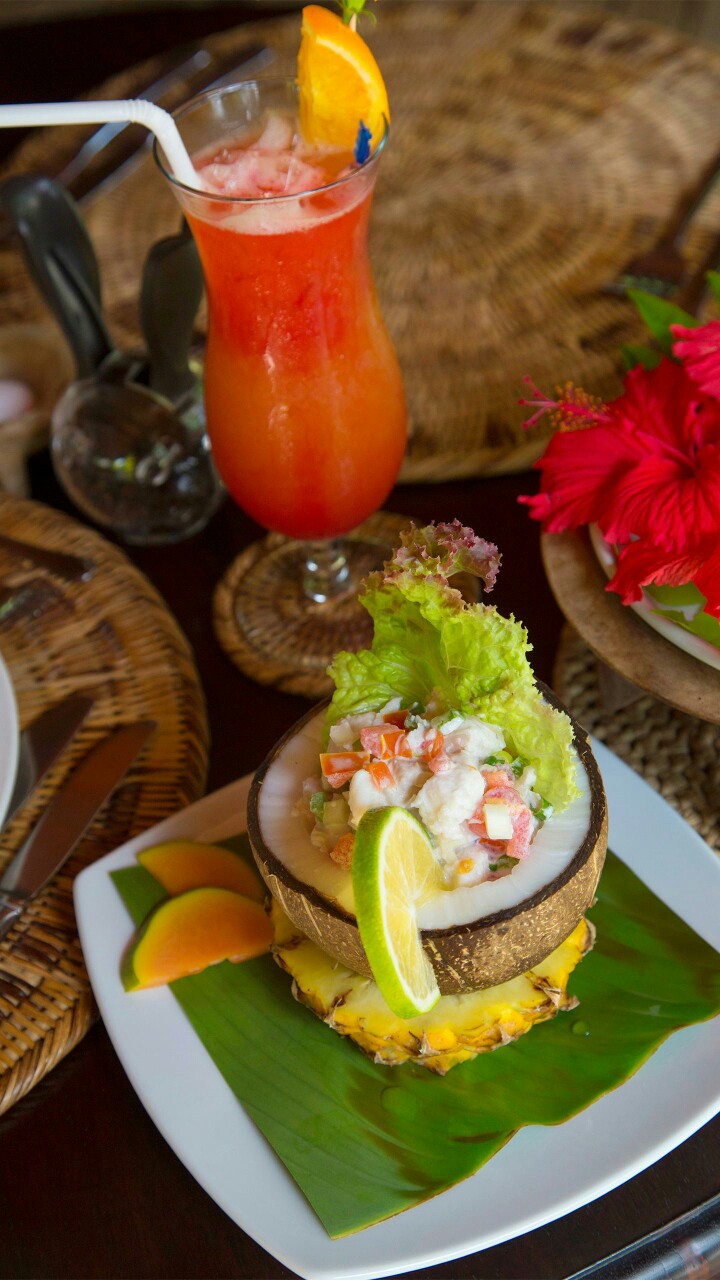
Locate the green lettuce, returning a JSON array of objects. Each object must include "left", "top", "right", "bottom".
[{"left": 327, "top": 522, "right": 578, "bottom": 811}]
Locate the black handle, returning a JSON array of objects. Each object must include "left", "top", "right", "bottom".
[
  {"left": 140, "top": 219, "right": 203, "bottom": 403},
  {"left": 0, "top": 173, "right": 114, "bottom": 377}
]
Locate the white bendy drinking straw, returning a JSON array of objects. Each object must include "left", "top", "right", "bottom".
[{"left": 0, "top": 100, "right": 198, "bottom": 188}]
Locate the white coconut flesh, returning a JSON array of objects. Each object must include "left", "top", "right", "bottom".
[{"left": 256, "top": 708, "right": 593, "bottom": 931}]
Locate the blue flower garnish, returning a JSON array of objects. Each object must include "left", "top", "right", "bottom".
[{"left": 354, "top": 120, "right": 372, "bottom": 165}]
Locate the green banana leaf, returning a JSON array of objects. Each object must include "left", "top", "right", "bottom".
[{"left": 112, "top": 838, "right": 720, "bottom": 1239}]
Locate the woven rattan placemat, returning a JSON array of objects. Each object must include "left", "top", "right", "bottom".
[
  {"left": 0, "top": 494, "right": 209, "bottom": 1115},
  {"left": 554, "top": 625, "right": 720, "bottom": 855},
  {"left": 2, "top": 2, "right": 720, "bottom": 481}
]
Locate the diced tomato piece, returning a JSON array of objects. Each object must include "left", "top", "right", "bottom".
[
  {"left": 429, "top": 753, "right": 453, "bottom": 775},
  {"left": 507, "top": 807, "right": 533, "bottom": 860},
  {"left": 467, "top": 826, "right": 506, "bottom": 854},
  {"left": 483, "top": 785, "right": 519, "bottom": 807},
  {"left": 320, "top": 752, "right": 369, "bottom": 789},
  {"left": 359, "top": 726, "right": 412, "bottom": 760},
  {"left": 320, "top": 751, "right": 369, "bottom": 780},
  {"left": 368, "top": 759, "right": 396, "bottom": 790},
  {"left": 383, "top": 710, "right": 408, "bottom": 730},
  {"left": 421, "top": 728, "right": 445, "bottom": 760},
  {"left": 359, "top": 726, "right": 385, "bottom": 755},
  {"left": 389, "top": 730, "right": 412, "bottom": 759},
  {"left": 482, "top": 767, "right": 513, "bottom": 789},
  {"left": 467, "top": 809, "right": 505, "bottom": 847},
  {"left": 323, "top": 770, "right": 356, "bottom": 790},
  {"left": 468, "top": 794, "right": 533, "bottom": 860}
]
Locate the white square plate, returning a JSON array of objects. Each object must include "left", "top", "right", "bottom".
[{"left": 74, "top": 739, "right": 720, "bottom": 1280}]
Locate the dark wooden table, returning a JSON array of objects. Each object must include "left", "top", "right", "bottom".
[{"left": 1, "top": 5, "right": 719, "bottom": 1279}]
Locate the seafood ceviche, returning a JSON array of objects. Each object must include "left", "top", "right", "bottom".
[
  {"left": 302, "top": 701, "right": 550, "bottom": 887},
  {"left": 297, "top": 519, "right": 578, "bottom": 891}
]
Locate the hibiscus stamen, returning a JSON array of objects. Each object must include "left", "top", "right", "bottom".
[{"left": 519, "top": 377, "right": 611, "bottom": 432}]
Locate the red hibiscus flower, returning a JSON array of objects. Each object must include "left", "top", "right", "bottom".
[
  {"left": 519, "top": 359, "right": 720, "bottom": 617},
  {"left": 672, "top": 319, "right": 720, "bottom": 399}
]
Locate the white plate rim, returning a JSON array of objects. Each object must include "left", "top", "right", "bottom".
[
  {"left": 74, "top": 741, "right": 720, "bottom": 1280},
  {"left": 589, "top": 524, "right": 720, "bottom": 672},
  {"left": 0, "top": 648, "right": 19, "bottom": 829}
]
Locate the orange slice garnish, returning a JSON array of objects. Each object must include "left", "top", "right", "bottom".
[{"left": 298, "top": 5, "right": 389, "bottom": 152}]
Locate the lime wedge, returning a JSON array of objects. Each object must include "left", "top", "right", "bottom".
[{"left": 352, "top": 807, "right": 442, "bottom": 1019}]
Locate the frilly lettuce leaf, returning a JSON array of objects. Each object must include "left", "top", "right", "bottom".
[{"left": 327, "top": 521, "right": 578, "bottom": 811}]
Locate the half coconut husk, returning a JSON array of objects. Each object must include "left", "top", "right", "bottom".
[{"left": 247, "top": 690, "right": 607, "bottom": 995}]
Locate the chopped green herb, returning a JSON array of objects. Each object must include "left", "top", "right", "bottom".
[
  {"left": 488, "top": 854, "right": 519, "bottom": 872},
  {"left": 309, "top": 792, "right": 326, "bottom": 821},
  {"left": 511, "top": 756, "right": 527, "bottom": 778},
  {"left": 535, "top": 798, "right": 554, "bottom": 824}
]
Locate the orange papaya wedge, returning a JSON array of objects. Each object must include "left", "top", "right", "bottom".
[
  {"left": 137, "top": 840, "right": 264, "bottom": 902},
  {"left": 122, "top": 887, "right": 273, "bottom": 992}
]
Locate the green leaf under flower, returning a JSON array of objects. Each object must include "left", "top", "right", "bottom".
[
  {"left": 621, "top": 343, "right": 662, "bottom": 371},
  {"left": 627, "top": 290, "right": 697, "bottom": 354},
  {"left": 706, "top": 271, "right": 720, "bottom": 306}
]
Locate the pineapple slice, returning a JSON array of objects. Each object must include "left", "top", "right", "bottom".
[{"left": 271, "top": 902, "right": 595, "bottom": 1074}]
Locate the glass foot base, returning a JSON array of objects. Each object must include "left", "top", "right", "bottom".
[{"left": 213, "top": 512, "right": 414, "bottom": 697}]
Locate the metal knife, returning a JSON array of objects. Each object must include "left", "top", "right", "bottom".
[
  {"left": 55, "top": 46, "right": 216, "bottom": 193},
  {"left": 4, "top": 691, "right": 94, "bottom": 826},
  {"left": 0, "top": 719, "right": 156, "bottom": 940},
  {"left": 77, "top": 43, "right": 274, "bottom": 206}
]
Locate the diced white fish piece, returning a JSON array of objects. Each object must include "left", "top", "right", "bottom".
[
  {"left": 443, "top": 717, "right": 505, "bottom": 766},
  {"left": 329, "top": 712, "right": 380, "bottom": 751},
  {"left": 405, "top": 724, "right": 430, "bottom": 755},
  {"left": 516, "top": 765, "right": 540, "bottom": 809},
  {"left": 387, "top": 758, "right": 429, "bottom": 804},
  {"left": 447, "top": 845, "right": 493, "bottom": 888},
  {"left": 348, "top": 759, "right": 427, "bottom": 828},
  {"left": 415, "top": 764, "right": 486, "bottom": 847},
  {"left": 328, "top": 700, "right": 405, "bottom": 751},
  {"left": 436, "top": 715, "right": 464, "bottom": 734}
]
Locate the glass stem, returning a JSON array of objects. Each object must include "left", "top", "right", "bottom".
[{"left": 301, "top": 540, "right": 351, "bottom": 603}]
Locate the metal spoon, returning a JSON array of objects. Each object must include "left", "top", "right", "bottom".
[{"left": 0, "top": 173, "right": 114, "bottom": 377}]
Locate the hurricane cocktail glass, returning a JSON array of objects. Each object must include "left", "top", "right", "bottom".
[{"left": 155, "top": 79, "right": 406, "bottom": 688}]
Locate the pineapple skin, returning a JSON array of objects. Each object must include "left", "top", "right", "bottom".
[{"left": 271, "top": 902, "right": 595, "bottom": 1075}]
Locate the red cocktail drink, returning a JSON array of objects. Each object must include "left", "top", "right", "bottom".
[{"left": 161, "top": 84, "right": 406, "bottom": 542}]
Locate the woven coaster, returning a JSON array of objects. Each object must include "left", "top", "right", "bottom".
[
  {"left": 3, "top": 3, "right": 720, "bottom": 481},
  {"left": 554, "top": 625, "right": 720, "bottom": 856},
  {"left": 0, "top": 495, "right": 209, "bottom": 1114},
  {"left": 213, "top": 511, "right": 413, "bottom": 699}
]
